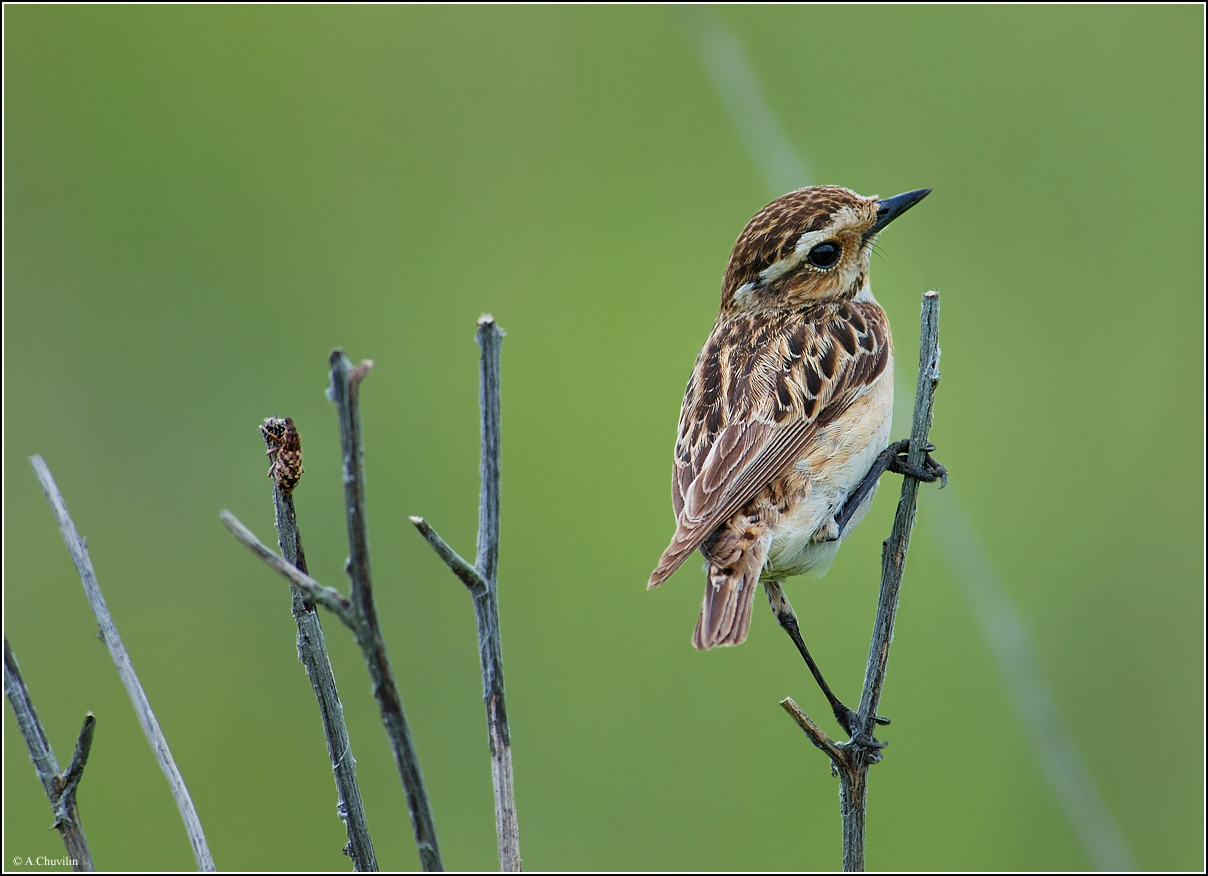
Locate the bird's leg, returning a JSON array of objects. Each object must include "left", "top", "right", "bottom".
[
  {"left": 834, "top": 439, "right": 947, "bottom": 537},
  {"left": 764, "top": 581, "right": 889, "bottom": 745}
]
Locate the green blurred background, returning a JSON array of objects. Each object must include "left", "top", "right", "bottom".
[{"left": 4, "top": 6, "right": 1202, "bottom": 872}]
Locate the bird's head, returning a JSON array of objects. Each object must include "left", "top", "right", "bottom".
[{"left": 720, "top": 185, "right": 930, "bottom": 313}]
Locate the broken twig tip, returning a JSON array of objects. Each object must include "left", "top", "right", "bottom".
[{"left": 350, "top": 360, "right": 374, "bottom": 388}]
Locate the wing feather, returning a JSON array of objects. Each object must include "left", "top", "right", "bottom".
[{"left": 648, "top": 301, "right": 890, "bottom": 588}]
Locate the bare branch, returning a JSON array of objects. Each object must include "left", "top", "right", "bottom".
[
  {"left": 780, "top": 291, "right": 942, "bottom": 872},
  {"left": 413, "top": 316, "right": 521, "bottom": 871},
  {"left": 3, "top": 639, "right": 58, "bottom": 797},
  {"left": 327, "top": 351, "right": 443, "bottom": 872},
  {"left": 328, "top": 352, "right": 377, "bottom": 619},
  {"left": 474, "top": 315, "right": 503, "bottom": 587},
  {"left": 225, "top": 356, "right": 443, "bottom": 871},
  {"left": 260, "top": 418, "right": 377, "bottom": 872},
  {"left": 4, "top": 638, "right": 96, "bottom": 871},
  {"left": 855, "top": 291, "right": 942, "bottom": 740},
  {"left": 474, "top": 315, "right": 520, "bottom": 872},
  {"left": 30, "top": 456, "right": 215, "bottom": 872}
]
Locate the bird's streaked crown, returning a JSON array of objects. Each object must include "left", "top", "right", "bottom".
[{"left": 721, "top": 185, "right": 929, "bottom": 313}]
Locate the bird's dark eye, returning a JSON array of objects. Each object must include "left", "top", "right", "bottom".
[{"left": 807, "top": 241, "right": 841, "bottom": 268}]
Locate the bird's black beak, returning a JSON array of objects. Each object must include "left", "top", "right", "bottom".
[{"left": 870, "top": 188, "right": 931, "bottom": 234}]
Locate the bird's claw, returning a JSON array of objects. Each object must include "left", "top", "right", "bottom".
[
  {"left": 888, "top": 441, "right": 947, "bottom": 488},
  {"left": 835, "top": 706, "right": 890, "bottom": 749}
]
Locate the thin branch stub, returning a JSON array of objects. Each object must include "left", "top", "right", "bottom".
[{"left": 411, "top": 517, "right": 488, "bottom": 595}]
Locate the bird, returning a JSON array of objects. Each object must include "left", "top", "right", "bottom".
[{"left": 647, "top": 185, "right": 939, "bottom": 736}]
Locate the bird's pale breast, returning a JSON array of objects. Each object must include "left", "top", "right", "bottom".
[{"left": 762, "top": 353, "right": 894, "bottom": 580}]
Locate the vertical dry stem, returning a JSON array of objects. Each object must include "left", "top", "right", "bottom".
[
  {"left": 262, "top": 418, "right": 377, "bottom": 871},
  {"left": 327, "top": 352, "right": 443, "bottom": 872},
  {"left": 855, "top": 292, "right": 941, "bottom": 737},
  {"left": 411, "top": 315, "right": 521, "bottom": 871},
  {"left": 473, "top": 317, "right": 521, "bottom": 872},
  {"left": 781, "top": 291, "right": 942, "bottom": 872}
]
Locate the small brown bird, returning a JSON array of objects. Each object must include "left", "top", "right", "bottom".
[{"left": 648, "top": 185, "right": 939, "bottom": 735}]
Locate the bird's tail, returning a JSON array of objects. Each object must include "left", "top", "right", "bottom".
[
  {"left": 692, "top": 527, "right": 771, "bottom": 649},
  {"left": 647, "top": 530, "right": 699, "bottom": 589}
]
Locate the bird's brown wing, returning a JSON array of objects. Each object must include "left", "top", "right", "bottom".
[{"left": 648, "top": 300, "right": 891, "bottom": 588}]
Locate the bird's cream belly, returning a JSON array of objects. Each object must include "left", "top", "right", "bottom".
[{"left": 762, "top": 367, "right": 894, "bottom": 580}]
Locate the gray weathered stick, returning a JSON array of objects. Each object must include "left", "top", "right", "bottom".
[
  {"left": 411, "top": 314, "right": 521, "bottom": 872},
  {"left": 780, "top": 290, "right": 942, "bottom": 872},
  {"left": 327, "top": 351, "right": 443, "bottom": 872},
  {"left": 261, "top": 419, "right": 377, "bottom": 871},
  {"left": 30, "top": 456, "right": 215, "bottom": 872},
  {"left": 221, "top": 509, "right": 441, "bottom": 870},
  {"left": 855, "top": 291, "right": 942, "bottom": 741},
  {"left": 4, "top": 637, "right": 96, "bottom": 872}
]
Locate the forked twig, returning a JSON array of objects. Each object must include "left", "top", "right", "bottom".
[
  {"left": 224, "top": 351, "right": 443, "bottom": 871},
  {"left": 781, "top": 291, "right": 943, "bottom": 871},
  {"left": 4, "top": 638, "right": 96, "bottom": 871},
  {"left": 412, "top": 314, "right": 521, "bottom": 871}
]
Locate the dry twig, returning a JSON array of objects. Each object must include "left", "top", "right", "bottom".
[
  {"left": 260, "top": 417, "right": 377, "bottom": 871},
  {"left": 4, "top": 637, "right": 96, "bottom": 871},
  {"left": 224, "top": 351, "right": 443, "bottom": 871},
  {"left": 780, "top": 290, "right": 943, "bottom": 871},
  {"left": 411, "top": 315, "right": 521, "bottom": 871},
  {"left": 30, "top": 455, "right": 215, "bottom": 872},
  {"left": 328, "top": 351, "right": 443, "bottom": 871}
]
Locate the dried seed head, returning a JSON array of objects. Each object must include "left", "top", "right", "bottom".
[{"left": 260, "top": 417, "right": 304, "bottom": 496}]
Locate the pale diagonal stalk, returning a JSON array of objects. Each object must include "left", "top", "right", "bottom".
[
  {"left": 4, "top": 637, "right": 96, "bottom": 872},
  {"left": 30, "top": 455, "right": 214, "bottom": 872},
  {"left": 681, "top": 6, "right": 809, "bottom": 194},
  {"left": 412, "top": 315, "right": 521, "bottom": 871},
  {"left": 268, "top": 465, "right": 377, "bottom": 871},
  {"left": 327, "top": 351, "right": 443, "bottom": 872}
]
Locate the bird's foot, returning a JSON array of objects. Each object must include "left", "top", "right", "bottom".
[
  {"left": 835, "top": 705, "right": 890, "bottom": 750},
  {"left": 887, "top": 440, "right": 947, "bottom": 488}
]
